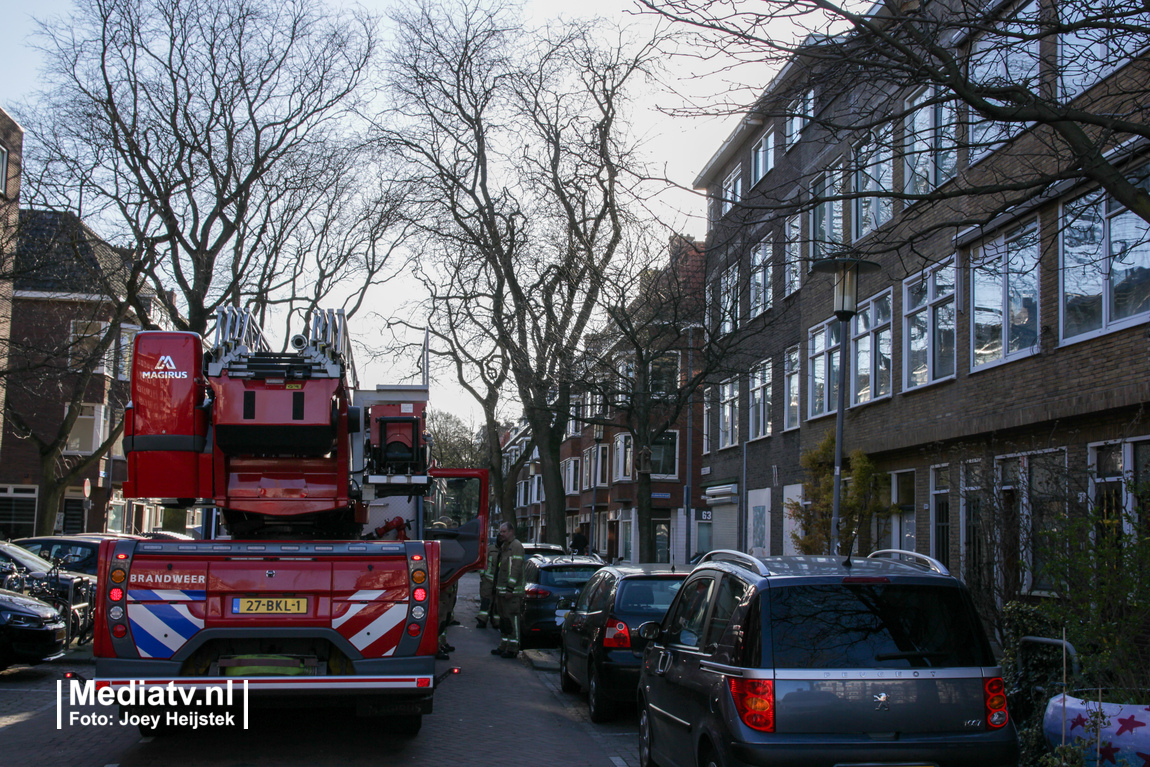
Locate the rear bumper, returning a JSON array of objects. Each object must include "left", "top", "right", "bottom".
[
  {"left": 599, "top": 651, "right": 642, "bottom": 701},
  {"left": 727, "top": 729, "right": 1019, "bottom": 767}
]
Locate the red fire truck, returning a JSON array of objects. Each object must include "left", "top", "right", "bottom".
[{"left": 92, "top": 308, "right": 486, "bottom": 733}]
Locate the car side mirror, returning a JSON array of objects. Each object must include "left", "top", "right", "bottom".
[
  {"left": 557, "top": 597, "right": 574, "bottom": 610},
  {"left": 637, "top": 621, "right": 661, "bottom": 641}
]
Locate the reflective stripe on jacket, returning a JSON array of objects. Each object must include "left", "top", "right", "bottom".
[{"left": 496, "top": 538, "right": 525, "bottom": 594}]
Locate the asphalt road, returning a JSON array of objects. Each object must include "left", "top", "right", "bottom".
[{"left": 0, "top": 572, "right": 641, "bottom": 767}]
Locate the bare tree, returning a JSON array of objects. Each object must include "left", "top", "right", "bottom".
[
  {"left": 379, "top": 0, "right": 664, "bottom": 545},
  {"left": 640, "top": 0, "right": 1150, "bottom": 263},
  {"left": 25, "top": 0, "right": 394, "bottom": 334}
]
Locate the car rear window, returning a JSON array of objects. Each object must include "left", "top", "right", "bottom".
[
  {"left": 539, "top": 566, "right": 602, "bottom": 587},
  {"left": 768, "top": 583, "right": 995, "bottom": 669},
  {"left": 614, "top": 577, "right": 683, "bottom": 615}
]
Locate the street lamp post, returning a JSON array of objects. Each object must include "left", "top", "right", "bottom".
[
  {"left": 811, "top": 256, "right": 880, "bottom": 556},
  {"left": 592, "top": 431, "right": 602, "bottom": 556}
]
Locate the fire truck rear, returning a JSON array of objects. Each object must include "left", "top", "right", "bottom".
[{"left": 92, "top": 308, "right": 487, "bottom": 732}]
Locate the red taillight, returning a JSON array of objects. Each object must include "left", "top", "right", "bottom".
[
  {"left": 413, "top": 587, "right": 427, "bottom": 602},
  {"left": 112, "top": 624, "right": 127, "bottom": 638},
  {"left": 985, "top": 677, "right": 1009, "bottom": 729},
  {"left": 108, "top": 587, "right": 124, "bottom": 602},
  {"left": 407, "top": 623, "right": 421, "bottom": 636},
  {"left": 728, "top": 678, "right": 775, "bottom": 732},
  {"left": 524, "top": 585, "right": 552, "bottom": 599},
  {"left": 115, "top": 553, "right": 127, "bottom": 560},
  {"left": 412, "top": 554, "right": 423, "bottom": 561},
  {"left": 602, "top": 618, "right": 631, "bottom": 649},
  {"left": 417, "top": 678, "right": 430, "bottom": 687}
]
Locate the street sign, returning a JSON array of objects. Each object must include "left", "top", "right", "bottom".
[{"left": 83, "top": 478, "right": 91, "bottom": 498}]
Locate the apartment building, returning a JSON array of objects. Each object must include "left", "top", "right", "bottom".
[{"left": 692, "top": 2, "right": 1150, "bottom": 604}]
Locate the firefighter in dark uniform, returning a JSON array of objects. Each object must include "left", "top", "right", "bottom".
[
  {"left": 476, "top": 539, "right": 500, "bottom": 629},
  {"left": 491, "top": 522, "right": 524, "bottom": 658}
]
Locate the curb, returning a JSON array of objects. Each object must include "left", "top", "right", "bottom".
[{"left": 521, "top": 649, "right": 560, "bottom": 672}]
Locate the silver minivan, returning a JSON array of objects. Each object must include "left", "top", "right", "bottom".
[{"left": 637, "top": 550, "right": 1018, "bottom": 767}]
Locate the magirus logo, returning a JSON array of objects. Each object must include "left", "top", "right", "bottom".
[{"left": 141, "top": 354, "right": 188, "bottom": 379}]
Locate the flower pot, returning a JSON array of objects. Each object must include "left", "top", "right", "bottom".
[{"left": 1043, "top": 692, "right": 1150, "bottom": 765}]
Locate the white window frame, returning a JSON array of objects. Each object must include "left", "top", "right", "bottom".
[
  {"left": 807, "top": 318, "right": 841, "bottom": 420},
  {"left": 1058, "top": 4, "right": 1150, "bottom": 98},
  {"left": 851, "top": 290, "right": 893, "bottom": 406},
  {"left": 996, "top": 447, "right": 1067, "bottom": 595},
  {"left": 749, "top": 359, "right": 772, "bottom": 441},
  {"left": 1087, "top": 436, "right": 1150, "bottom": 537},
  {"left": 1060, "top": 167, "right": 1150, "bottom": 344},
  {"left": 903, "top": 259, "right": 957, "bottom": 391},
  {"left": 702, "top": 387, "right": 713, "bottom": 455},
  {"left": 752, "top": 130, "right": 775, "bottom": 183},
  {"left": 784, "top": 345, "right": 801, "bottom": 431},
  {"left": 117, "top": 325, "right": 140, "bottom": 382},
  {"left": 750, "top": 237, "right": 772, "bottom": 318},
  {"left": 904, "top": 87, "right": 957, "bottom": 195},
  {"left": 64, "top": 403, "right": 107, "bottom": 456},
  {"left": 720, "top": 263, "right": 740, "bottom": 335},
  {"left": 0, "top": 144, "right": 8, "bottom": 197},
  {"left": 719, "top": 376, "right": 739, "bottom": 449},
  {"left": 811, "top": 164, "right": 844, "bottom": 262},
  {"left": 784, "top": 215, "right": 802, "bottom": 295},
  {"left": 785, "top": 90, "right": 813, "bottom": 150},
  {"left": 972, "top": 219, "right": 1040, "bottom": 371},
  {"left": 968, "top": 0, "right": 1039, "bottom": 163},
  {"left": 853, "top": 127, "right": 893, "bottom": 239},
  {"left": 721, "top": 166, "right": 742, "bottom": 216},
  {"left": 930, "top": 464, "right": 951, "bottom": 570},
  {"left": 582, "top": 447, "right": 593, "bottom": 490},
  {"left": 614, "top": 433, "right": 633, "bottom": 481}
]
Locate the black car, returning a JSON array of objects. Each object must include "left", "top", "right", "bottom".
[
  {"left": 637, "top": 550, "right": 1018, "bottom": 767},
  {"left": 14, "top": 535, "right": 105, "bottom": 575},
  {"left": 0, "top": 541, "right": 93, "bottom": 611},
  {"left": 0, "top": 587, "right": 68, "bottom": 670},
  {"left": 522, "top": 542, "right": 566, "bottom": 560},
  {"left": 559, "top": 564, "right": 686, "bottom": 722},
  {"left": 521, "top": 555, "right": 605, "bottom": 648}
]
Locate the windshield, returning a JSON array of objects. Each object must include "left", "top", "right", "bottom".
[
  {"left": 768, "top": 583, "right": 995, "bottom": 669},
  {"left": 0, "top": 543, "right": 50, "bottom": 573},
  {"left": 615, "top": 577, "right": 683, "bottom": 615},
  {"left": 539, "top": 566, "right": 602, "bottom": 587}
]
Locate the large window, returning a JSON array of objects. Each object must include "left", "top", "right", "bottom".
[
  {"left": 719, "top": 376, "right": 739, "bottom": 449},
  {"left": 615, "top": 434, "right": 633, "bottom": 481},
  {"left": 650, "top": 432, "right": 678, "bottom": 479},
  {"left": 784, "top": 346, "right": 800, "bottom": 430},
  {"left": 931, "top": 465, "right": 951, "bottom": 570},
  {"left": 650, "top": 353, "right": 680, "bottom": 397},
  {"left": 116, "top": 326, "right": 140, "bottom": 381},
  {"left": 904, "top": 88, "right": 957, "bottom": 195},
  {"left": 808, "top": 319, "right": 840, "bottom": 419},
  {"left": 851, "top": 290, "right": 893, "bottom": 405},
  {"left": 784, "top": 215, "right": 802, "bottom": 295},
  {"left": 854, "top": 128, "right": 893, "bottom": 238},
  {"left": 752, "top": 130, "right": 775, "bottom": 183},
  {"left": 721, "top": 166, "right": 742, "bottom": 215},
  {"left": 904, "top": 260, "right": 956, "bottom": 389},
  {"left": 1062, "top": 166, "right": 1150, "bottom": 340},
  {"left": 563, "top": 458, "right": 581, "bottom": 495},
  {"left": 997, "top": 449, "right": 1067, "bottom": 594},
  {"left": 749, "top": 360, "right": 772, "bottom": 440},
  {"left": 968, "top": 1, "right": 1039, "bottom": 160},
  {"left": 973, "top": 220, "right": 1040, "bottom": 368},
  {"left": 1059, "top": 4, "right": 1150, "bottom": 97},
  {"left": 786, "top": 90, "right": 813, "bottom": 149},
  {"left": 750, "top": 238, "right": 772, "bottom": 318},
  {"left": 702, "top": 387, "right": 713, "bottom": 455},
  {"left": 720, "top": 263, "right": 739, "bottom": 335},
  {"left": 811, "top": 165, "right": 844, "bottom": 261},
  {"left": 70, "top": 320, "right": 109, "bottom": 374},
  {"left": 65, "top": 404, "right": 107, "bottom": 455}
]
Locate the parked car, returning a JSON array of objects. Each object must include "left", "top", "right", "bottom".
[
  {"left": 0, "top": 586, "right": 68, "bottom": 670},
  {"left": 521, "top": 555, "right": 605, "bottom": 648},
  {"left": 637, "top": 550, "right": 1018, "bottom": 767},
  {"left": 522, "top": 542, "right": 566, "bottom": 560},
  {"left": 559, "top": 564, "right": 686, "bottom": 722},
  {"left": 0, "top": 541, "right": 94, "bottom": 617},
  {"left": 14, "top": 535, "right": 107, "bottom": 575}
]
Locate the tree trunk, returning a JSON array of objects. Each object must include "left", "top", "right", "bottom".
[{"left": 636, "top": 470, "right": 655, "bottom": 563}]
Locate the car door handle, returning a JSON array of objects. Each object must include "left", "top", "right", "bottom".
[{"left": 655, "top": 650, "right": 671, "bottom": 675}]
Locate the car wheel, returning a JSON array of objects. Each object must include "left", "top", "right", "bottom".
[
  {"left": 587, "top": 663, "right": 616, "bottom": 723},
  {"left": 559, "top": 646, "right": 579, "bottom": 693},
  {"left": 698, "top": 742, "right": 724, "bottom": 767},
  {"left": 638, "top": 698, "right": 658, "bottom": 767}
]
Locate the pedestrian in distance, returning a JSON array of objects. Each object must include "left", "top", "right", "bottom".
[
  {"left": 570, "top": 530, "right": 588, "bottom": 555},
  {"left": 491, "top": 522, "right": 524, "bottom": 659}
]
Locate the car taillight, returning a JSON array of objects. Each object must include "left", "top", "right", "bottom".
[
  {"left": 985, "top": 677, "right": 1009, "bottom": 728},
  {"left": 525, "top": 585, "right": 552, "bottom": 599},
  {"left": 728, "top": 678, "right": 775, "bottom": 732},
  {"left": 412, "top": 587, "right": 427, "bottom": 602},
  {"left": 602, "top": 618, "right": 631, "bottom": 649},
  {"left": 407, "top": 623, "right": 421, "bottom": 636},
  {"left": 112, "top": 624, "right": 127, "bottom": 638},
  {"left": 108, "top": 587, "right": 124, "bottom": 602}
]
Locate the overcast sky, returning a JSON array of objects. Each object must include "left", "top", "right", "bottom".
[{"left": 0, "top": 0, "right": 763, "bottom": 425}]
